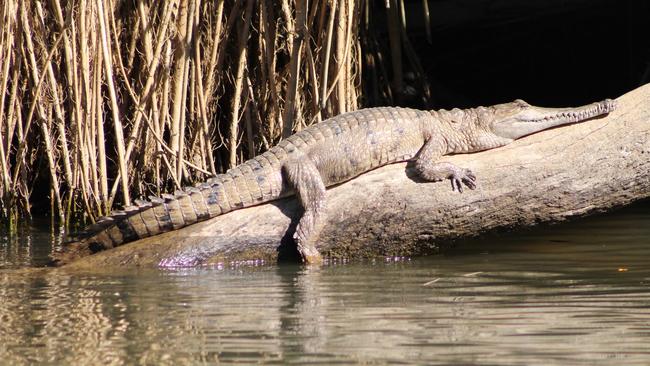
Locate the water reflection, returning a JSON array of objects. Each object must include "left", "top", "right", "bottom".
[
  {"left": 0, "top": 204, "right": 649, "bottom": 364},
  {"left": 0, "top": 219, "right": 63, "bottom": 269}
]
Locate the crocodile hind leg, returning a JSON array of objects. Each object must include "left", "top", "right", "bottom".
[
  {"left": 415, "top": 137, "right": 477, "bottom": 192},
  {"left": 283, "top": 155, "right": 326, "bottom": 264}
]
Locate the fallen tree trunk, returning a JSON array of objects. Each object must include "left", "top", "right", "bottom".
[{"left": 61, "top": 84, "right": 650, "bottom": 269}]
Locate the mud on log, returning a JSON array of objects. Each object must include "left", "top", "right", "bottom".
[{"left": 59, "top": 84, "right": 650, "bottom": 269}]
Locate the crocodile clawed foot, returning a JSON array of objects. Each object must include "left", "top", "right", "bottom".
[
  {"left": 300, "top": 244, "right": 324, "bottom": 265},
  {"left": 293, "top": 232, "right": 323, "bottom": 265},
  {"left": 450, "top": 168, "right": 476, "bottom": 193},
  {"left": 293, "top": 220, "right": 323, "bottom": 264}
]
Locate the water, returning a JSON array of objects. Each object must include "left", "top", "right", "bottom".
[{"left": 1, "top": 204, "right": 649, "bottom": 365}]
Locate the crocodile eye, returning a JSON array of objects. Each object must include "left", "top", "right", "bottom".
[
  {"left": 514, "top": 99, "right": 529, "bottom": 108},
  {"left": 450, "top": 108, "right": 464, "bottom": 123}
]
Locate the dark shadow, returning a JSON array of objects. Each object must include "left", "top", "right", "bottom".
[
  {"left": 269, "top": 198, "right": 303, "bottom": 263},
  {"left": 365, "top": 0, "right": 649, "bottom": 110}
]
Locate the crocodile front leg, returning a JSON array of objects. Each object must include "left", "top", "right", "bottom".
[
  {"left": 283, "top": 155, "right": 326, "bottom": 264},
  {"left": 415, "top": 137, "right": 477, "bottom": 192}
]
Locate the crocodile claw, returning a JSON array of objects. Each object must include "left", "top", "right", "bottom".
[
  {"left": 293, "top": 231, "right": 324, "bottom": 265},
  {"left": 451, "top": 169, "right": 476, "bottom": 193}
]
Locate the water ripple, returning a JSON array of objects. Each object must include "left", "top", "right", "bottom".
[{"left": 0, "top": 204, "right": 650, "bottom": 364}]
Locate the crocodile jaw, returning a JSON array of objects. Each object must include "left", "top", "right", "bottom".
[{"left": 491, "top": 99, "right": 617, "bottom": 140}]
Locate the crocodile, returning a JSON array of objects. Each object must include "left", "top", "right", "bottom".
[{"left": 52, "top": 98, "right": 616, "bottom": 265}]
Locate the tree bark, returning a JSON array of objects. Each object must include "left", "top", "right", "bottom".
[{"left": 60, "top": 84, "right": 650, "bottom": 269}]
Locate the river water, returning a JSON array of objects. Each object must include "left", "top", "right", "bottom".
[{"left": 1, "top": 203, "right": 649, "bottom": 365}]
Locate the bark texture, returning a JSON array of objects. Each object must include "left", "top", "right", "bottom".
[{"left": 61, "top": 84, "right": 650, "bottom": 269}]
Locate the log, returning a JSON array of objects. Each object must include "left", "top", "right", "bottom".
[{"left": 61, "top": 84, "right": 650, "bottom": 269}]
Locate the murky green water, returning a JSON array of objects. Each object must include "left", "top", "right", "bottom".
[{"left": 1, "top": 204, "right": 650, "bottom": 365}]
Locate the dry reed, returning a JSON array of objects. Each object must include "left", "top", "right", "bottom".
[{"left": 0, "top": 0, "right": 431, "bottom": 228}]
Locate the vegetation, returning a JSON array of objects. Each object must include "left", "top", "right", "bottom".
[{"left": 0, "top": 0, "right": 431, "bottom": 227}]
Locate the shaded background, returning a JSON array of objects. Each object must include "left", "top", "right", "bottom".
[{"left": 367, "top": 0, "right": 649, "bottom": 109}]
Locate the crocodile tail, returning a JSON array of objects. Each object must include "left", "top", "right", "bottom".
[
  {"left": 49, "top": 173, "right": 261, "bottom": 265},
  {"left": 49, "top": 148, "right": 287, "bottom": 266}
]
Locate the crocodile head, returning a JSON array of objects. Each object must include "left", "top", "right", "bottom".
[{"left": 487, "top": 98, "right": 617, "bottom": 141}]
